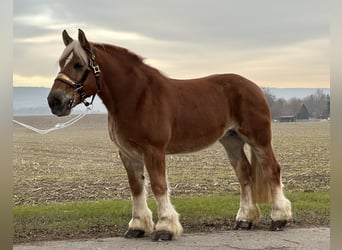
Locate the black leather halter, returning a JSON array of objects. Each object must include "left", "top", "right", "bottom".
[{"left": 55, "top": 49, "right": 101, "bottom": 107}]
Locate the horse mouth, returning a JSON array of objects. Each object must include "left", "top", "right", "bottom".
[
  {"left": 47, "top": 91, "right": 73, "bottom": 117},
  {"left": 52, "top": 107, "right": 72, "bottom": 117},
  {"left": 49, "top": 102, "right": 72, "bottom": 117}
]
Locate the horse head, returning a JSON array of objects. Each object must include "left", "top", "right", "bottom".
[{"left": 47, "top": 29, "right": 100, "bottom": 116}]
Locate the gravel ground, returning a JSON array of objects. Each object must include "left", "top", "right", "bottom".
[{"left": 14, "top": 227, "right": 330, "bottom": 250}]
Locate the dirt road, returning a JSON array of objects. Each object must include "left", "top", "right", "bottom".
[{"left": 14, "top": 227, "right": 329, "bottom": 250}]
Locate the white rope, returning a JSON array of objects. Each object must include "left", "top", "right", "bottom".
[{"left": 13, "top": 105, "right": 92, "bottom": 135}]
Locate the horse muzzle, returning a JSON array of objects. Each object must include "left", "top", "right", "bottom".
[{"left": 47, "top": 90, "right": 73, "bottom": 117}]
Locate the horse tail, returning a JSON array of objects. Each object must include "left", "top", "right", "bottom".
[{"left": 250, "top": 149, "right": 272, "bottom": 203}]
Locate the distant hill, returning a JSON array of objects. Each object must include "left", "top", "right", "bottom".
[
  {"left": 13, "top": 87, "right": 107, "bottom": 116},
  {"left": 13, "top": 87, "right": 330, "bottom": 116}
]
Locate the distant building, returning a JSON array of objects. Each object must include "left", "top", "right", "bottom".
[
  {"left": 278, "top": 116, "right": 296, "bottom": 122},
  {"left": 276, "top": 103, "right": 311, "bottom": 122},
  {"left": 295, "top": 103, "right": 310, "bottom": 120}
]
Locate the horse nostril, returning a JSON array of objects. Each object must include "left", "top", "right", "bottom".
[
  {"left": 48, "top": 95, "right": 62, "bottom": 109},
  {"left": 53, "top": 97, "right": 61, "bottom": 107}
]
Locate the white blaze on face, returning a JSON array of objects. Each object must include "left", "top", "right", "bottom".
[
  {"left": 63, "top": 52, "right": 74, "bottom": 69},
  {"left": 59, "top": 41, "right": 88, "bottom": 70}
]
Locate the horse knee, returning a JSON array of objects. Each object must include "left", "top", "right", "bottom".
[{"left": 119, "top": 151, "right": 147, "bottom": 197}]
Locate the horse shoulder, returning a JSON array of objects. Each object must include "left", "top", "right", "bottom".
[{"left": 107, "top": 81, "right": 172, "bottom": 156}]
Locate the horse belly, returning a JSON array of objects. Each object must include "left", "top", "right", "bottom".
[
  {"left": 166, "top": 112, "right": 230, "bottom": 154},
  {"left": 166, "top": 135, "right": 223, "bottom": 154},
  {"left": 166, "top": 84, "right": 231, "bottom": 154}
]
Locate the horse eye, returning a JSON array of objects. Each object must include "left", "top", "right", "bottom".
[{"left": 74, "top": 63, "right": 84, "bottom": 70}]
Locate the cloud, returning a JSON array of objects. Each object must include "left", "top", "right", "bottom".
[
  {"left": 13, "top": 74, "right": 52, "bottom": 87},
  {"left": 13, "top": 0, "right": 329, "bottom": 87}
]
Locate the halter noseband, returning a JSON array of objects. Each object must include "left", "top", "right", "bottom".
[{"left": 55, "top": 49, "right": 101, "bottom": 107}]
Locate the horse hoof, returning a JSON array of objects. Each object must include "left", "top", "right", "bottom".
[
  {"left": 124, "top": 229, "right": 145, "bottom": 238},
  {"left": 270, "top": 220, "right": 287, "bottom": 231},
  {"left": 234, "top": 221, "right": 253, "bottom": 230},
  {"left": 152, "top": 230, "right": 173, "bottom": 241}
]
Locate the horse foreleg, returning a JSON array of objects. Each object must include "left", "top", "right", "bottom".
[
  {"left": 144, "top": 147, "right": 183, "bottom": 241},
  {"left": 119, "top": 151, "right": 154, "bottom": 238}
]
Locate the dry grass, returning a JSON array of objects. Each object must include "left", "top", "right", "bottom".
[{"left": 13, "top": 115, "right": 330, "bottom": 205}]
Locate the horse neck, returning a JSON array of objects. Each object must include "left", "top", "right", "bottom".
[{"left": 94, "top": 44, "right": 167, "bottom": 116}]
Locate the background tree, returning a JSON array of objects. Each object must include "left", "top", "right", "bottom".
[{"left": 263, "top": 89, "right": 330, "bottom": 120}]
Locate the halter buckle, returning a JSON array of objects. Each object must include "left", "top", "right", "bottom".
[{"left": 90, "top": 60, "right": 101, "bottom": 74}]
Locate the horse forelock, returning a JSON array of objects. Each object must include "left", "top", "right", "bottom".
[{"left": 59, "top": 41, "right": 88, "bottom": 68}]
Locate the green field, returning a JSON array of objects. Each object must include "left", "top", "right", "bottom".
[
  {"left": 13, "top": 115, "right": 330, "bottom": 242},
  {"left": 14, "top": 192, "right": 329, "bottom": 243}
]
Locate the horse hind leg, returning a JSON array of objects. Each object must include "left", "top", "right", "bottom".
[
  {"left": 219, "top": 129, "right": 260, "bottom": 230},
  {"left": 254, "top": 145, "right": 292, "bottom": 231},
  {"left": 119, "top": 151, "right": 154, "bottom": 238}
]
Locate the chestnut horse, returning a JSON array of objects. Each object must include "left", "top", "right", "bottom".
[{"left": 48, "top": 29, "right": 292, "bottom": 241}]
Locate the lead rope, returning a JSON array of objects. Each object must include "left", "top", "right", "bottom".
[{"left": 13, "top": 105, "right": 93, "bottom": 135}]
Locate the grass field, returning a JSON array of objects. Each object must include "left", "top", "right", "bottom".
[
  {"left": 13, "top": 115, "right": 330, "bottom": 242},
  {"left": 14, "top": 192, "right": 329, "bottom": 243}
]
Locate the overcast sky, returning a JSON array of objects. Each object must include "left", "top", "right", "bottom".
[{"left": 13, "top": 0, "right": 329, "bottom": 88}]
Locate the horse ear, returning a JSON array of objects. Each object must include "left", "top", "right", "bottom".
[
  {"left": 62, "top": 30, "right": 73, "bottom": 46},
  {"left": 78, "top": 29, "right": 91, "bottom": 51}
]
